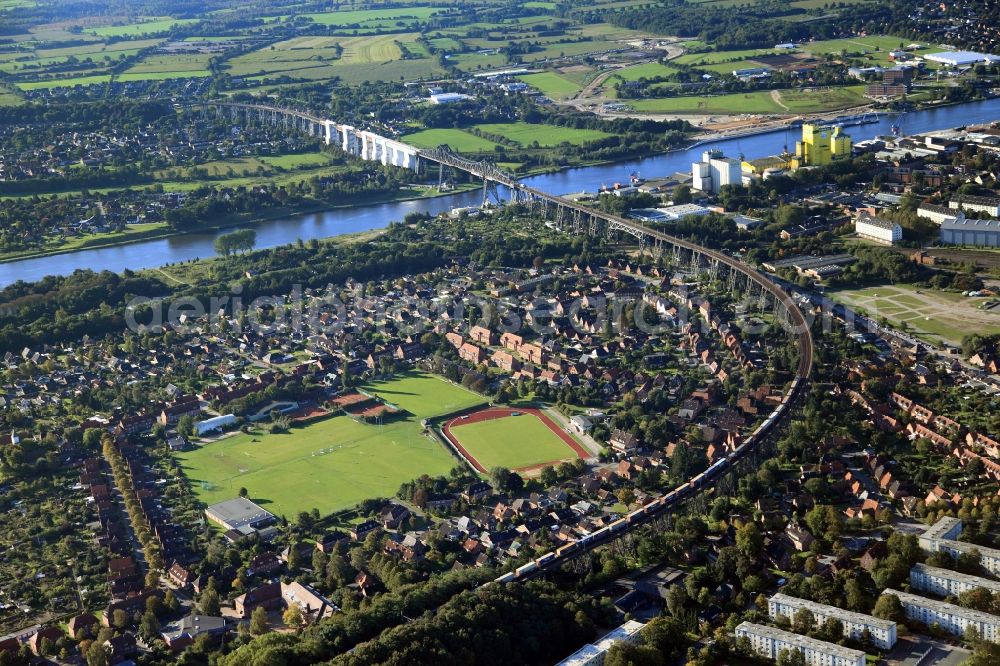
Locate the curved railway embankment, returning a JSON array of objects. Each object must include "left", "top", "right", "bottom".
[{"left": 491, "top": 189, "right": 814, "bottom": 583}]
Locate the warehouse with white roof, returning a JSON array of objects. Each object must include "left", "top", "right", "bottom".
[{"left": 924, "top": 51, "right": 1000, "bottom": 67}]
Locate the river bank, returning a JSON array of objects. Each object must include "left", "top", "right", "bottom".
[
  {"left": 0, "top": 140, "right": 692, "bottom": 264},
  {"left": 0, "top": 183, "right": 480, "bottom": 265},
  {"left": 1, "top": 97, "right": 999, "bottom": 287}
]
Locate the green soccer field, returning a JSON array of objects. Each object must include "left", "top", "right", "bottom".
[
  {"left": 176, "top": 373, "right": 484, "bottom": 517},
  {"left": 364, "top": 372, "right": 486, "bottom": 418},
  {"left": 450, "top": 414, "right": 578, "bottom": 470}
]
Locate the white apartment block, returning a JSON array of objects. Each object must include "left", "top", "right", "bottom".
[
  {"left": 885, "top": 589, "right": 1000, "bottom": 641},
  {"left": 735, "top": 622, "right": 865, "bottom": 666},
  {"left": 949, "top": 195, "right": 1000, "bottom": 217},
  {"left": 910, "top": 563, "right": 1000, "bottom": 598},
  {"left": 855, "top": 213, "right": 902, "bottom": 245},
  {"left": 917, "top": 203, "right": 959, "bottom": 225},
  {"left": 556, "top": 620, "right": 645, "bottom": 666},
  {"left": 918, "top": 517, "right": 963, "bottom": 550},
  {"left": 768, "top": 593, "right": 897, "bottom": 650},
  {"left": 919, "top": 518, "right": 1000, "bottom": 576},
  {"left": 691, "top": 149, "right": 742, "bottom": 194}
]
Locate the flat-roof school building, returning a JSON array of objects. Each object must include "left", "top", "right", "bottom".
[{"left": 205, "top": 497, "right": 276, "bottom": 535}]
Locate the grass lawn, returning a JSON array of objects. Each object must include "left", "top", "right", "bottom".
[
  {"left": 779, "top": 85, "right": 866, "bottom": 113},
  {"left": 628, "top": 86, "right": 864, "bottom": 115},
  {"left": 302, "top": 7, "right": 446, "bottom": 28},
  {"left": 791, "top": 0, "right": 872, "bottom": 7},
  {"left": 449, "top": 413, "right": 578, "bottom": 470},
  {"left": 16, "top": 74, "right": 111, "bottom": 90},
  {"left": 610, "top": 62, "right": 677, "bottom": 82},
  {"left": 475, "top": 122, "right": 612, "bottom": 147},
  {"left": 120, "top": 53, "right": 212, "bottom": 81},
  {"left": 516, "top": 71, "right": 582, "bottom": 98},
  {"left": 686, "top": 58, "right": 772, "bottom": 75},
  {"left": 800, "top": 35, "right": 940, "bottom": 67},
  {"left": 0, "top": 86, "right": 22, "bottom": 105},
  {"left": 337, "top": 34, "right": 402, "bottom": 63},
  {"left": 0, "top": 222, "right": 171, "bottom": 262},
  {"left": 673, "top": 48, "right": 781, "bottom": 66},
  {"left": 828, "top": 283, "right": 1000, "bottom": 345},
  {"left": 363, "top": 372, "right": 485, "bottom": 419},
  {"left": 260, "top": 152, "right": 335, "bottom": 169},
  {"left": 88, "top": 18, "right": 201, "bottom": 37},
  {"left": 403, "top": 128, "right": 503, "bottom": 152},
  {"left": 177, "top": 373, "right": 481, "bottom": 516},
  {"left": 629, "top": 90, "right": 785, "bottom": 114},
  {"left": 227, "top": 33, "right": 443, "bottom": 85},
  {"left": 177, "top": 415, "right": 455, "bottom": 517}
]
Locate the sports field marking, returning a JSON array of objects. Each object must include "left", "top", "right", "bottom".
[{"left": 443, "top": 407, "right": 586, "bottom": 473}]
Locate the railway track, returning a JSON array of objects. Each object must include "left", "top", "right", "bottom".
[{"left": 488, "top": 195, "right": 814, "bottom": 582}]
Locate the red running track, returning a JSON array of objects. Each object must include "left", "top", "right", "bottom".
[{"left": 442, "top": 407, "right": 588, "bottom": 474}]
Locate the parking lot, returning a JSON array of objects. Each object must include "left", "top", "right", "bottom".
[{"left": 885, "top": 636, "right": 971, "bottom": 666}]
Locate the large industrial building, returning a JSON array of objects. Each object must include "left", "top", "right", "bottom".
[
  {"left": 768, "top": 593, "right": 897, "bottom": 650},
  {"left": 924, "top": 51, "right": 1000, "bottom": 67},
  {"left": 910, "top": 563, "right": 1000, "bottom": 598},
  {"left": 735, "top": 622, "right": 866, "bottom": 666},
  {"left": 885, "top": 589, "right": 1000, "bottom": 641},
  {"left": 918, "top": 518, "right": 1000, "bottom": 576},
  {"left": 692, "top": 149, "right": 742, "bottom": 194},
  {"left": 792, "top": 124, "right": 852, "bottom": 169},
  {"left": 940, "top": 216, "right": 1000, "bottom": 248}
]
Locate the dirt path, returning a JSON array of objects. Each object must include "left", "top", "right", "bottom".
[
  {"left": 569, "top": 39, "right": 686, "bottom": 104},
  {"left": 770, "top": 89, "right": 790, "bottom": 111},
  {"left": 574, "top": 68, "right": 621, "bottom": 100}
]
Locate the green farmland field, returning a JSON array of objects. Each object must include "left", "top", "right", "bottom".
[
  {"left": 628, "top": 86, "right": 865, "bottom": 114},
  {"left": 259, "top": 152, "right": 336, "bottom": 169},
  {"left": 610, "top": 62, "right": 677, "bottom": 82},
  {"left": 516, "top": 71, "right": 582, "bottom": 98},
  {"left": 0, "top": 86, "right": 22, "bottom": 105},
  {"left": 177, "top": 373, "right": 483, "bottom": 516},
  {"left": 402, "top": 128, "right": 504, "bottom": 152},
  {"left": 404, "top": 122, "right": 612, "bottom": 152},
  {"left": 475, "top": 122, "right": 613, "bottom": 147},
  {"left": 227, "top": 34, "right": 443, "bottom": 85},
  {"left": 673, "top": 48, "right": 781, "bottom": 66},
  {"left": 16, "top": 74, "right": 112, "bottom": 90},
  {"left": 449, "top": 413, "right": 579, "bottom": 470},
  {"left": 88, "top": 18, "right": 201, "bottom": 37},
  {"left": 302, "top": 7, "right": 447, "bottom": 28}
]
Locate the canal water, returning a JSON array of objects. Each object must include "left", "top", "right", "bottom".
[{"left": 4, "top": 97, "right": 1000, "bottom": 287}]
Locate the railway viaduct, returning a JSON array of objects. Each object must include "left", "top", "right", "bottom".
[{"left": 186, "top": 101, "right": 815, "bottom": 578}]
